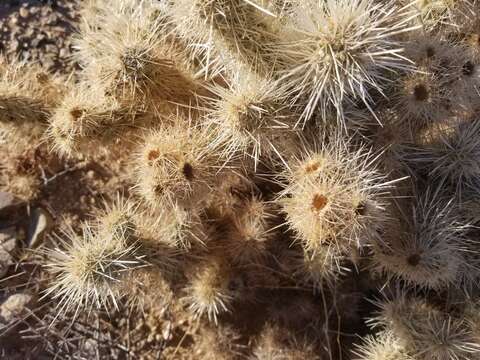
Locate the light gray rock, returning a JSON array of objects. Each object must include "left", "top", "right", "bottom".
[
  {"left": 59, "top": 47, "right": 69, "bottom": 58},
  {"left": 0, "top": 226, "right": 18, "bottom": 279},
  {"left": 0, "top": 249, "right": 12, "bottom": 279},
  {"left": 0, "top": 293, "right": 33, "bottom": 324},
  {"left": 41, "top": 57, "right": 55, "bottom": 70},
  {"left": 162, "top": 321, "right": 172, "bottom": 341},
  {"left": 45, "top": 13, "right": 59, "bottom": 26},
  {"left": 29, "top": 6, "right": 40, "bottom": 16},
  {"left": 19, "top": 7, "right": 29, "bottom": 19},
  {"left": 0, "top": 192, "right": 17, "bottom": 212},
  {"left": 27, "top": 208, "right": 51, "bottom": 248},
  {"left": 0, "top": 226, "right": 17, "bottom": 253},
  {"left": 81, "top": 338, "right": 98, "bottom": 358},
  {"left": 44, "top": 44, "right": 57, "bottom": 54}
]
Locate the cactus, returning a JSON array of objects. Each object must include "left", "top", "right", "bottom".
[
  {"left": 370, "top": 294, "right": 480, "bottom": 360},
  {"left": 371, "top": 190, "right": 468, "bottom": 289},
  {"left": 205, "top": 70, "right": 298, "bottom": 167},
  {"left": 46, "top": 84, "right": 130, "bottom": 157},
  {"left": 3, "top": 0, "right": 480, "bottom": 358},
  {"left": 276, "top": 135, "right": 394, "bottom": 255},
  {"left": 274, "top": 0, "right": 417, "bottom": 123},
  {"left": 353, "top": 331, "right": 413, "bottom": 360},
  {"left": 184, "top": 256, "right": 234, "bottom": 324},
  {"left": 45, "top": 223, "right": 144, "bottom": 314},
  {"left": 133, "top": 119, "right": 223, "bottom": 210}
]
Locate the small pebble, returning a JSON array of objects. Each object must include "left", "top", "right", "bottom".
[
  {"left": 0, "top": 226, "right": 17, "bottom": 253},
  {"left": 59, "top": 47, "right": 69, "bottom": 58},
  {"left": 162, "top": 321, "right": 172, "bottom": 341},
  {"left": 45, "top": 43, "right": 57, "bottom": 53},
  {"left": 0, "top": 293, "right": 33, "bottom": 324},
  {"left": 9, "top": 39, "right": 19, "bottom": 51},
  {"left": 8, "top": 17, "right": 18, "bottom": 26},
  {"left": 0, "top": 249, "right": 12, "bottom": 278},
  {"left": 19, "top": 7, "right": 29, "bottom": 19},
  {"left": 27, "top": 208, "right": 52, "bottom": 248}
]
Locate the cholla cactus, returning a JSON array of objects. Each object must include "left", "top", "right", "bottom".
[
  {"left": 0, "top": 58, "right": 60, "bottom": 126},
  {"left": 192, "top": 324, "right": 246, "bottom": 360},
  {"left": 251, "top": 324, "right": 320, "bottom": 360},
  {"left": 399, "top": 120, "right": 480, "bottom": 194},
  {"left": 45, "top": 223, "right": 144, "bottom": 315},
  {"left": 275, "top": 135, "right": 401, "bottom": 285},
  {"left": 205, "top": 70, "right": 297, "bottom": 167},
  {"left": 76, "top": 0, "right": 200, "bottom": 107},
  {"left": 295, "top": 245, "right": 348, "bottom": 288},
  {"left": 0, "top": 57, "right": 64, "bottom": 166},
  {"left": 407, "top": 0, "right": 475, "bottom": 31},
  {"left": 133, "top": 118, "right": 223, "bottom": 210},
  {"left": 94, "top": 194, "right": 137, "bottom": 240},
  {"left": 401, "top": 32, "right": 479, "bottom": 117},
  {"left": 353, "top": 331, "right": 413, "bottom": 360},
  {"left": 46, "top": 84, "right": 130, "bottom": 157},
  {"left": 371, "top": 191, "right": 468, "bottom": 290},
  {"left": 393, "top": 71, "right": 451, "bottom": 125},
  {"left": 224, "top": 196, "right": 274, "bottom": 263},
  {"left": 370, "top": 294, "right": 480, "bottom": 360},
  {"left": 277, "top": 135, "right": 394, "bottom": 253},
  {"left": 184, "top": 257, "right": 234, "bottom": 323},
  {"left": 134, "top": 203, "right": 206, "bottom": 250},
  {"left": 165, "top": 0, "right": 279, "bottom": 76},
  {"left": 404, "top": 33, "right": 467, "bottom": 74},
  {"left": 275, "top": 0, "right": 417, "bottom": 123},
  {"left": 5, "top": 0, "right": 480, "bottom": 357}
]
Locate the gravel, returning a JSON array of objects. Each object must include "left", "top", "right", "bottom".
[{"left": 0, "top": 0, "right": 81, "bottom": 73}]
